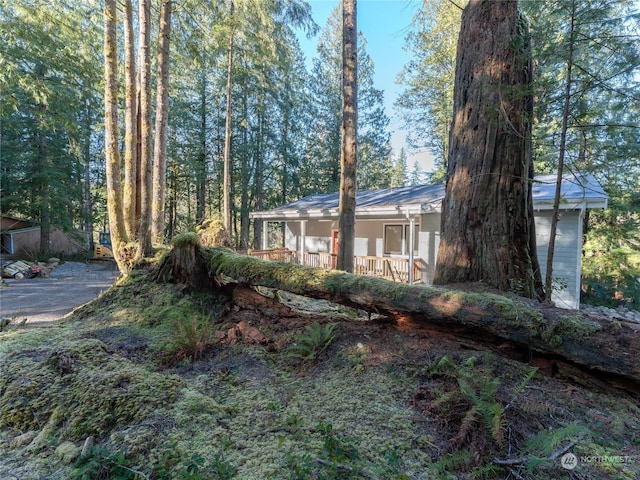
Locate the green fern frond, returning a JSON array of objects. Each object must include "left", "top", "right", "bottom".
[
  {"left": 286, "top": 322, "right": 338, "bottom": 363},
  {"left": 524, "top": 422, "right": 589, "bottom": 456},
  {"left": 513, "top": 366, "right": 538, "bottom": 397}
]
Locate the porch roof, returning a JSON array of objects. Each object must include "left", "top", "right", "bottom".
[{"left": 251, "top": 173, "right": 608, "bottom": 221}]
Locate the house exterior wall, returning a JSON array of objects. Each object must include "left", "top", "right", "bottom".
[
  {"left": 284, "top": 218, "right": 421, "bottom": 258},
  {"left": 281, "top": 210, "right": 583, "bottom": 310},
  {"left": 418, "top": 210, "right": 583, "bottom": 309},
  {"left": 418, "top": 213, "right": 441, "bottom": 285},
  {"left": 1, "top": 226, "right": 84, "bottom": 257},
  {"left": 534, "top": 210, "right": 583, "bottom": 309}
]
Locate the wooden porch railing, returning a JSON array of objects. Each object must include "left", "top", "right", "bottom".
[{"left": 247, "top": 248, "right": 425, "bottom": 283}]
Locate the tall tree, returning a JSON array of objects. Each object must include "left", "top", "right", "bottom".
[
  {"left": 103, "top": 0, "right": 128, "bottom": 269},
  {"left": 305, "top": 5, "right": 390, "bottom": 196},
  {"left": 522, "top": 0, "right": 640, "bottom": 302},
  {"left": 433, "top": 0, "right": 544, "bottom": 299},
  {"left": 337, "top": 0, "right": 357, "bottom": 273},
  {"left": 123, "top": 0, "right": 138, "bottom": 239},
  {"left": 222, "top": 0, "right": 235, "bottom": 234},
  {"left": 137, "top": 0, "right": 153, "bottom": 256},
  {"left": 151, "top": 0, "right": 173, "bottom": 244}
]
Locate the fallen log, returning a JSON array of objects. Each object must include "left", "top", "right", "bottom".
[{"left": 164, "top": 244, "right": 640, "bottom": 387}]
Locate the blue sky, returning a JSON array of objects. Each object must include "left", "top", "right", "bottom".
[{"left": 296, "top": 0, "right": 435, "bottom": 173}]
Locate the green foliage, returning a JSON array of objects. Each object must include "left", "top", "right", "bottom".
[
  {"left": 428, "top": 353, "right": 507, "bottom": 447},
  {"left": 286, "top": 322, "right": 338, "bottom": 363},
  {"left": 284, "top": 421, "right": 410, "bottom": 479},
  {"left": 168, "top": 314, "right": 215, "bottom": 362},
  {"left": 521, "top": 423, "right": 589, "bottom": 473},
  {"left": 71, "top": 446, "right": 137, "bottom": 480},
  {"left": 582, "top": 199, "right": 640, "bottom": 307}
]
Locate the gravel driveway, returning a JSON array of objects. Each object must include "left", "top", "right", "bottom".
[{"left": 0, "top": 261, "right": 119, "bottom": 325}]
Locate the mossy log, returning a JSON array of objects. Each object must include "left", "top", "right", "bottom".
[{"left": 196, "top": 247, "right": 640, "bottom": 387}]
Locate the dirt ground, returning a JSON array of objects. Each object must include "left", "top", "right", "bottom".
[{"left": 0, "top": 261, "right": 119, "bottom": 325}]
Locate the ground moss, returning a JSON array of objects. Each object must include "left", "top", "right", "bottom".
[
  {"left": 0, "top": 338, "right": 184, "bottom": 440},
  {"left": 3, "top": 254, "right": 639, "bottom": 480},
  {"left": 171, "top": 231, "right": 201, "bottom": 248}
]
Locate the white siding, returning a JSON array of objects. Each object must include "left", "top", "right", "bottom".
[
  {"left": 418, "top": 213, "right": 441, "bottom": 285},
  {"left": 534, "top": 210, "right": 583, "bottom": 309},
  {"left": 418, "top": 210, "right": 584, "bottom": 309}
]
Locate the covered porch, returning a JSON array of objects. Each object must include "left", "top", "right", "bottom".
[{"left": 248, "top": 247, "right": 425, "bottom": 283}]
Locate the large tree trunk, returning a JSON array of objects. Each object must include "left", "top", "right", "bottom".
[
  {"left": 337, "top": 0, "right": 357, "bottom": 273},
  {"left": 151, "top": 0, "right": 173, "bottom": 245},
  {"left": 103, "top": 0, "right": 127, "bottom": 271},
  {"left": 433, "top": 0, "right": 543, "bottom": 299},
  {"left": 187, "top": 247, "right": 640, "bottom": 389},
  {"left": 137, "top": 0, "right": 153, "bottom": 257},
  {"left": 123, "top": 0, "right": 137, "bottom": 240}
]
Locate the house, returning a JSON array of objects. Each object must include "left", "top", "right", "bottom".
[
  {"left": 0, "top": 215, "right": 84, "bottom": 258},
  {"left": 250, "top": 174, "right": 608, "bottom": 310}
]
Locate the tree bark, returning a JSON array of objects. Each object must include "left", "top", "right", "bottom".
[
  {"left": 103, "top": 0, "right": 127, "bottom": 271},
  {"left": 137, "top": 0, "right": 153, "bottom": 257},
  {"left": 433, "top": 0, "right": 543, "bottom": 299},
  {"left": 545, "top": 0, "right": 576, "bottom": 303},
  {"left": 222, "top": 0, "right": 235, "bottom": 235},
  {"left": 196, "top": 247, "right": 640, "bottom": 388},
  {"left": 123, "top": 0, "right": 137, "bottom": 240},
  {"left": 337, "top": 0, "right": 357, "bottom": 273},
  {"left": 151, "top": 0, "right": 173, "bottom": 245}
]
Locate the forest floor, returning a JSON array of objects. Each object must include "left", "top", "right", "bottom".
[{"left": 0, "top": 261, "right": 639, "bottom": 480}]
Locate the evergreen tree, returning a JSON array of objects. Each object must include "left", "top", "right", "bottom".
[
  {"left": 0, "top": 0, "right": 103, "bottom": 254},
  {"left": 305, "top": 5, "right": 391, "bottom": 195},
  {"left": 397, "top": 0, "right": 461, "bottom": 181}
]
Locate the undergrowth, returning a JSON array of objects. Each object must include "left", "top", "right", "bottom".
[{"left": 286, "top": 322, "right": 338, "bottom": 363}]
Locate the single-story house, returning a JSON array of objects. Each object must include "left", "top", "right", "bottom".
[
  {"left": 0, "top": 215, "right": 84, "bottom": 258},
  {"left": 250, "top": 174, "right": 608, "bottom": 310}
]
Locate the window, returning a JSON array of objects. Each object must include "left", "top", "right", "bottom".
[{"left": 384, "top": 224, "right": 419, "bottom": 255}]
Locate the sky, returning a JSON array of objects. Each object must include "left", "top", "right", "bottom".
[{"left": 295, "top": 0, "right": 435, "bottom": 173}]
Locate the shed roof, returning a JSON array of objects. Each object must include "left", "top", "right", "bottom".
[{"left": 251, "top": 173, "right": 608, "bottom": 221}]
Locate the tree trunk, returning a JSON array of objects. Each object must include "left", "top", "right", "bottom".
[
  {"left": 82, "top": 93, "right": 94, "bottom": 254},
  {"left": 151, "top": 0, "right": 173, "bottom": 245},
  {"left": 196, "top": 247, "right": 640, "bottom": 389},
  {"left": 196, "top": 71, "right": 207, "bottom": 225},
  {"left": 36, "top": 75, "right": 50, "bottom": 256},
  {"left": 222, "top": 0, "right": 235, "bottom": 235},
  {"left": 123, "top": 0, "right": 137, "bottom": 240},
  {"left": 103, "top": 0, "right": 127, "bottom": 270},
  {"left": 137, "top": 0, "right": 153, "bottom": 257},
  {"left": 434, "top": 0, "right": 543, "bottom": 300},
  {"left": 544, "top": 0, "right": 576, "bottom": 303},
  {"left": 337, "top": 0, "right": 357, "bottom": 273}
]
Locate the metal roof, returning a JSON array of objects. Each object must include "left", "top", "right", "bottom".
[{"left": 251, "top": 173, "right": 608, "bottom": 221}]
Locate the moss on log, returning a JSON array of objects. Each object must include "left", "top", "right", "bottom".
[{"left": 193, "top": 247, "right": 640, "bottom": 386}]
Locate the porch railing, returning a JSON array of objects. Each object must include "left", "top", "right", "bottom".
[{"left": 247, "top": 248, "right": 425, "bottom": 284}]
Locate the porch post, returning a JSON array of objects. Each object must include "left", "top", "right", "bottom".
[
  {"left": 262, "top": 221, "right": 268, "bottom": 250},
  {"left": 408, "top": 215, "right": 415, "bottom": 284},
  {"left": 300, "top": 220, "right": 307, "bottom": 265}
]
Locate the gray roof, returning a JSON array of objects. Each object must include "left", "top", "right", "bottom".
[{"left": 251, "top": 173, "right": 608, "bottom": 221}]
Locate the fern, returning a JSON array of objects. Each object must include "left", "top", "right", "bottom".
[
  {"left": 523, "top": 422, "right": 589, "bottom": 457},
  {"left": 286, "top": 322, "right": 338, "bottom": 363}
]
